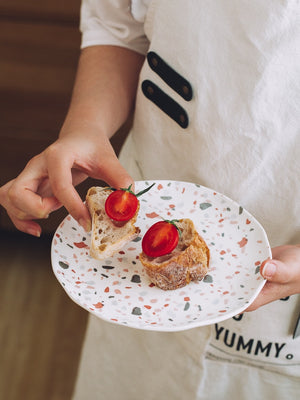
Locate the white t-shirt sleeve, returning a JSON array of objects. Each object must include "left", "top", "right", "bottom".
[{"left": 80, "top": 0, "right": 149, "bottom": 55}]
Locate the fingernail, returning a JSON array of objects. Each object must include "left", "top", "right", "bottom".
[
  {"left": 28, "top": 228, "right": 41, "bottom": 237},
  {"left": 79, "top": 218, "right": 92, "bottom": 232},
  {"left": 38, "top": 211, "right": 49, "bottom": 219},
  {"left": 262, "top": 261, "right": 276, "bottom": 279}
]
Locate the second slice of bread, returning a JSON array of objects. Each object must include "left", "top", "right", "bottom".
[
  {"left": 86, "top": 187, "right": 140, "bottom": 260},
  {"left": 139, "top": 218, "right": 210, "bottom": 290}
]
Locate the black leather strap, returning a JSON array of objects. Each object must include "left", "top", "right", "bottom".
[
  {"left": 142, "top": 80, "right": 189, "bottom": 129},
  {"left": 147, "top": 51, "right": 193, "bottom": 101}
]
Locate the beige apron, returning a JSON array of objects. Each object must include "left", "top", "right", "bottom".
[{"left": 73, "top": 1, "right": 300, "bottom": 398}]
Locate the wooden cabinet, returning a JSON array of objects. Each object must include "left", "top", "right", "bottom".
[{"left": 0, "top": 2, "right": 129, "bottom": 232}]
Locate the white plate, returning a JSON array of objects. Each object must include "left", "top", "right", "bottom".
[{"left": 51, "top": 180, "right": 271, "bottom": 332}]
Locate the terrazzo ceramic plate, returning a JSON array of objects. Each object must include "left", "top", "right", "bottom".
[{"left": 51, "top": 180, "right": 271, "bottom": 332}]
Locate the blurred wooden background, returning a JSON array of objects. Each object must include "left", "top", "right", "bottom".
[
  {"left": 0, "top": 2, "right": 129, "bottom": 399},
  {"left": 0, "top": 231, "right": 88, "bottom": 400}
]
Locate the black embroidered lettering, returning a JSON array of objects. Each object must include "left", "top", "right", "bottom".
[
  {"left": 274, "top": 343, "right": 286, "bottom": 358},
  {"left": 232, "top": 314, "right": 244, "bottom": 321},
  {"left": 236, "top": 336, "right": 254, "bottom": 354},
  {"left": 224, "top": 330, "right": 236, "bottom": 348},
  {"left": 254, "top": 341, "right": 272, "bottom": 357},
  {"left": 280, "top": 296, "right": 290, "bottom": 301},
  {"left": 212, "top": 325, "right": 289, "bottom": 361},
  {"left": 215, "top": 323, "right": 224, "bottom": 340}
]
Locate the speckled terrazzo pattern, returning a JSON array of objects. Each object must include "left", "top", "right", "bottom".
[{"left": 51, "top": 180, "right": 271, "bottom": 332}]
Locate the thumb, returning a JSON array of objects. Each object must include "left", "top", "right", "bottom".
[{"left": 261, "top": 259, "right": 292, "bottom": 283}]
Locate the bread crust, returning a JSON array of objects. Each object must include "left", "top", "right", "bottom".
[{"left": 139, "top": 219, "right": 210, "bottom": 290}]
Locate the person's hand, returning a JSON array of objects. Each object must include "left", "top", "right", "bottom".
[
  {"left": 0, "top": 133, "right": 133, "bottom": 237},
  {"left": 246, "top": 244, "right": 300, "bottom": 311},
  {"left": 0, "top": 45, "right": 144, "bottom": 237}
]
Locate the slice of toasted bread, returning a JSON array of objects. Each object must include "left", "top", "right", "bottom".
[
  {"left": 86, "top": 187, "right": 140, "bottom": 260},
  {"left": 139, "top": 218, "right": 210, "bottom": 290}
]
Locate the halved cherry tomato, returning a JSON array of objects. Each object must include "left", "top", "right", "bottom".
[
  {"left": 105, "top": 190, "right": 138, "bottom": 222},
  {"left": 105, "top": 183, "right": 155, "bottom": 222},
  {"left": 142, "top": 221, "right": 179, "bottom": 258}
]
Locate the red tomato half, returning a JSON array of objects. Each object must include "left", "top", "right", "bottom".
[
  {"left": 142, "top": 221, "right": 179, "bottom": 258},
  {"left": 105, "top": 190, "right": 139, "bottom": 222}
]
